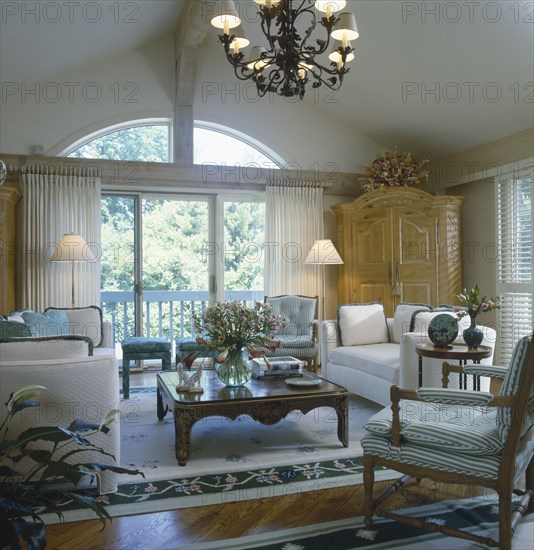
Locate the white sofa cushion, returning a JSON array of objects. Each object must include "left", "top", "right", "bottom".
[
  {"left": 0, "top": 335, "right": 93, "bottom": 361},
  {"left": 392, "top": 303, "right": 432, "bottom": 343},
  {"left": 45, "top": 306, "right": 103, "bottom": 347},
  {"left": 337, "top": 303, "right": 389, "bottom": 346},
  {"left": 328, "top": 343, "right": 400, "bottom": 383}
]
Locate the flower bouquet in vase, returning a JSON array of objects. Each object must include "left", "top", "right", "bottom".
[
  {"left": 456, "top": 285, "right": 501, "bottom": 349},
  {"left": 193, "top": 301, "right": 284, "bottom": 386}
]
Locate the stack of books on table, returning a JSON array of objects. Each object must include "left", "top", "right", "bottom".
[{"left": 252, "top": 356, "right": 305, "bottom": 379}]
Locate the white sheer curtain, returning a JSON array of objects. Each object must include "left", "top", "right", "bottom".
[
  {"left": 264, "top": 181, "right": 325, "bottom": 299},
  {"left": 18, "top": 164, "right": 101, "bottom": 311}
]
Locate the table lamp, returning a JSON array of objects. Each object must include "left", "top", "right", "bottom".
[{"left": 51, "top": 233, "right": 94, "bottom": 307}]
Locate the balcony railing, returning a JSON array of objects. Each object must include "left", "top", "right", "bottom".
[{"left": 101, "top": 290, "right": 264, "bottom": 353}]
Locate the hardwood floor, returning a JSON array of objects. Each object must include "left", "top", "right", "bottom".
[
  {"left": 45, "top": 370, "right": 486, "bottom": 549},
  {"left": 46, "top": 480, "right": 484, "bottom": 549}
]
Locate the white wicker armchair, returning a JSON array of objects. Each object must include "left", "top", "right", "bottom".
[{"left": 0, "top": 337, "right": 120, "bottom": 494}]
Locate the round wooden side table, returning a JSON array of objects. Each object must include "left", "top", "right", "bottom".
[{"left": 415, "top": 343, "right": 493, "bottom": 389}]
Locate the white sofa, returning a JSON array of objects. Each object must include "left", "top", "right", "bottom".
[
  {"left": 0, "top": 336, "right": 120, "bottom": 494},
  {"left": 1, "top": 305, "right": 114, "bottom": 356},
  {"left": 320, "top": 303, "right": 496, "bottom": 406}
]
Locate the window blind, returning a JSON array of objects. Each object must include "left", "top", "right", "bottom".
[{"left": 496, "top": 172, "right": 533, "bottom": 364}]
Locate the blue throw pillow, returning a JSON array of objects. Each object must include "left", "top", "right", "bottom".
[{"left": 22, "top": 311, "right": 70, "bottom": 337}]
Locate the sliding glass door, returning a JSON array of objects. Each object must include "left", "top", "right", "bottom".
[
  {"left": 100, "top": 193, "right": 265, "bottom": 353},
  {"left": 141, "top": 197, "right": 211, "bottom": 340}
]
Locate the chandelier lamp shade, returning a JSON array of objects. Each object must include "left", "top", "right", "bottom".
[
  {"left": 210, "top": 0, "right": 359, "bottom": 99},
  {"left": 51, "top": 233, "right": 94, "bottom": 308}
]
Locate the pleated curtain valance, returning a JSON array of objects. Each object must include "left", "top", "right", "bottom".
[
  {"left": 267, "top": 178, "right": 332, "bottom": 189},
  {"left": 21, "top": 163, "right": 101, "bottom": 178}
]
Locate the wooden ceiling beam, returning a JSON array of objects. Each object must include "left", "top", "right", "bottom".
[{"left": 173, "top": 2, "right": 210, "bottom": 164}]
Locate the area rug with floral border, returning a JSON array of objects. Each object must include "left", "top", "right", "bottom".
[{"left": 40, "top": 386, "right": 399, "bottom": 523}]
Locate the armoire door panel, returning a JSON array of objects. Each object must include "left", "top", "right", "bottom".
[
  {"left": 399, "top": 220, "right": 432, "bottom": 264},
  {"left": 400, "top": 282, "right": 434, "bottom": 306},
  {"left": 354, "top": 217, "right": 389, "bottom": 265},
  {"left": 394, "top": 207, "right": 438, "bottom": 305},
  {"left": 348, "top": 212, "right": 392, "bottom": 308},
  {"left": 359, "top": 283, "right": 389, "bottom": 307}
]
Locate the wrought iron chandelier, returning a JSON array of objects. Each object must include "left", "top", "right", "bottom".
[{"left": 210, "top": 0, "right": 359, "bottom": 99}]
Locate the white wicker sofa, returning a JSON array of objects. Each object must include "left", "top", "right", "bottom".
[
  {"left": 0, "top": 306, "right": 119, "bottom": 494},
  {"left": 320, "top": 303, "right": 496, "bottom": 406},
  {"left": 0, "top": 335, "right": 120, "bottom": 494},
  {"left": 0, "top": 305, "right": 114, "bottom": 355}
]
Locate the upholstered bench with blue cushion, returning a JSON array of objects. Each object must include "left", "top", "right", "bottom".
[
  {"left": 175, "top": 337, "right": 218, "bottom": 368},
  {"left": 121, "top": 337, "right": 171, "bottom": 399}
]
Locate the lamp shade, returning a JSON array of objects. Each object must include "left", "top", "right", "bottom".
[
  {"left": 315, "top": 1, "right": 346, "bottom": 13},
  {"left": 51, "top": 233, "right": 94, "bottom": 262},
  {"left": 331, "top": 12, "right": 359, "bottom": 42},
  {"left": 210, "top": 0, "right": 241, "bottom": 30},
  {"left": 304, "top": 239, "right": 343, "bottom": 265}
]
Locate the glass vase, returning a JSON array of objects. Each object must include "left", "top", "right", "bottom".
[
  {"left": 215, "top": 348, "right": 252, "bottom": 387},
  {"left": 463, "top": 313, "right": 484, "bottom": 349}
]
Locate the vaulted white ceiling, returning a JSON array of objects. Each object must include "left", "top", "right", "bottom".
[{"left": 1, "top": 0, "right": 532, "bottom": 159}]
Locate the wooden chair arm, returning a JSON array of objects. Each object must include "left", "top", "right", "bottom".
[
  {"left": 312, "top": 319, "right": 319, "bottom": 342},
  {"left": 390, "top": 386, "right": 419, "bottom": 446}
]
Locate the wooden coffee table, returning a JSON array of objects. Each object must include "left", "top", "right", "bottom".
[{"left": 156, "top": 370, "right": 349, "bottom": 465}]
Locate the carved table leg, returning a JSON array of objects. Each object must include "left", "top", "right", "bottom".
[
  {"left": 336, "top": 396, "right": 349, "bottom": 447},
  {"left": 174, "top": 407, "right": 199, "bottom": 466},
  {"left": 157, "top": 386, "right": 168, "bottom": 421}
]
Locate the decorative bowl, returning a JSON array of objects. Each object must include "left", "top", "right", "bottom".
[{"left": 427, "top": 314, "right": 459, "bottom": 348}]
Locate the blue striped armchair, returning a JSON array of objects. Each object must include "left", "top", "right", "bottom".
[
  {"left": 263, "top": 295, "right": 319, "bottom": 372},
  {"left": 361, "top": 332, "right": 534, "bottom": 550}
]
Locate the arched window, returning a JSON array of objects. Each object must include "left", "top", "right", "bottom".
[
  {"left": 193, "top": 123, "right": 283, "bottom": 168},
  {"left": 68, "top": 123, "right": 170, "bottom": 162},
  {"left": 65, "top": 119, "right": 284, "bottom": 167}
]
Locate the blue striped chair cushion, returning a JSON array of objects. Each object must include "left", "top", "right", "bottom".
[
  {"left": 364, "top": 400, "right": 503, "bottom": 456},
  {"left": 361, "top": 433, "right": 502, "bottom": 478}
]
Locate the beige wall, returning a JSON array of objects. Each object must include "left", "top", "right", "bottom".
[{"left": 446, "top": 178, "right": 497, "bottom": 329}]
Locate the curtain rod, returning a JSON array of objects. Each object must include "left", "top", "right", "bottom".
[{"left": 267, "top": 178, "right": 332, "bottom": 189}]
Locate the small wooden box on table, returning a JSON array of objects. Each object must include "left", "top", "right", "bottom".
[{"left": 157, "top": 370, "right": 349, "bottom": 465}]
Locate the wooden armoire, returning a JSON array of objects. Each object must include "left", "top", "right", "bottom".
[{"left": 332, "top": 187, "right": 463, "bottom": 317}]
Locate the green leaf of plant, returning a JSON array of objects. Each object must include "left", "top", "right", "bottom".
[
  {"left": 26, "top": 449, "right": 52, "bottom": 464},
  {"left": 66, "top": 418, "right": 108, "bottom": 434},
  {"left": 0, "top": 464, "right": 24, "bottom": 477},
  {"left": 99, "top": 409, "right": 120, "bottom": 431},
  {"left": 39, "top": 463, "right": 86, "bottom": 487},
  {"left": 81, "top": 463, "right": 145, "bottom": 477},
  {"left": 66, "top": 492, "right": 112, "bottom": 528},
  {"left": 14, "top": 427, "right": 72, "bottom": 448}
]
